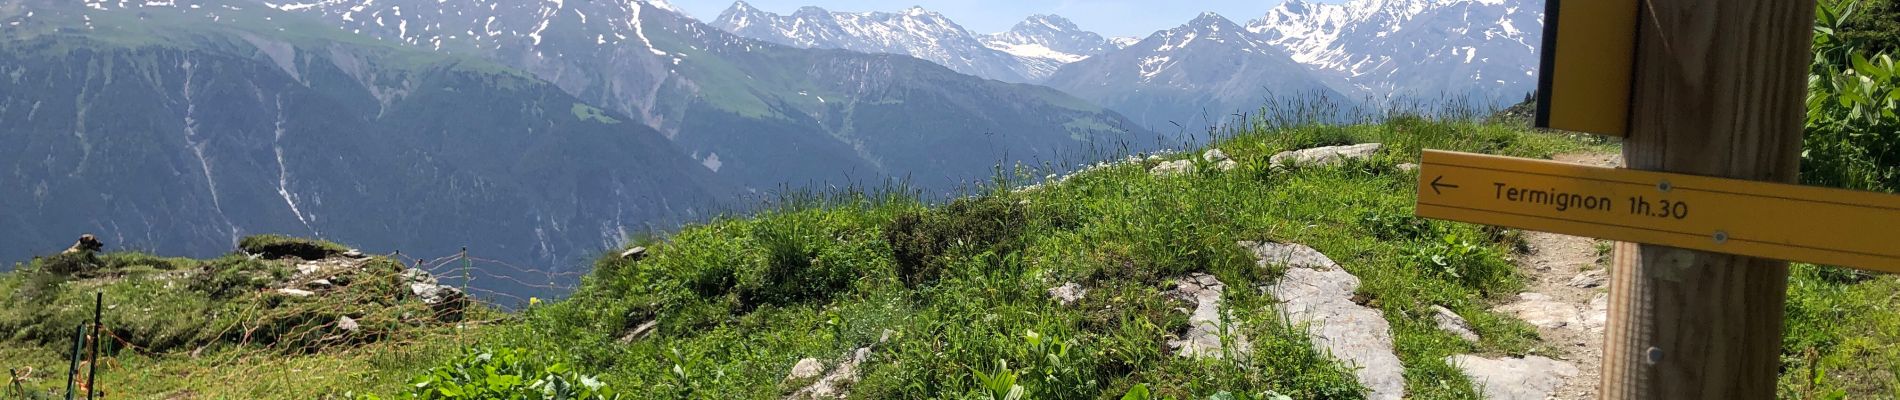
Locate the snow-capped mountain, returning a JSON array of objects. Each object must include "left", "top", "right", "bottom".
[
  {"left": 1248, "top": 0, "right": 1542, "bottom": 107},
  {"left": 712, "top": 1, "right": 1036, "bottom": 82},
  {"left": 1044, "top": 12, "right": 1349, "bottom": 135},
  {"left": 7, "top": 0, "right": 1157, "bottom": 297},
  {"left": 979, "top": 15, "right": 1124, "bottom": 79}
]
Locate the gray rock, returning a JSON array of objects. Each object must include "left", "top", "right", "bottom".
[
  {"left": 1168, "top": 273, "right": 1250, "bottom": 359},
  {"left": 1047, "top": 282, "right": 1086, "bottom": 306},
  {"left": 618, "top": 320, "right": 659, "bottom": 344},
  {"left": 1446, "top": 355, "right": 1579, "bottom": 400},
  {"left": 788, "top": 330, "right": 895, "bottom": 399},
  {"left": 409, "top": 280, "right": 469, "bottom": 322},
  {"left": 1270, "top": 143, "right": 1385, "bottom": 168},
  {"left": 337, "top": 316, "right": 360, "bottom": 332},
  {"left": 1203, "top": 149, "right": 1238, "bottom": 172},
  {"left": 306, "top": 279, "right": 334, "bottom": 290},
  {"left": 294, "top": 263, "right": 323, "bottom": 279},
  {"left": 786, "top": 358, "right": 824, "bottom": 382},
  {"left": 1567, "top": 269, "right": 1607, "bottom": 288},
  {"left": 620, "top": 246, "right": 648, "bottom": 261},
  {"left": 1150, "top": 160, "right": 1195, "bottom": 176},
  {"left": 1495, "top": 293, "right": 1583, "bottom": 330},
  {"left": 1583, "top": 293, "right": 1609, "bottom": 334},
  {"left": 1247, "top": 241, "right": 1405, "bottom": 400},
  {"left": 1245, "top": 241, "right": 1340, "bottom": 270},
  {"left": 1432, "top": 305, "right": 1481, "bottom": 343},
  {"left": 1396, "top": 163, "right": 1419, "bottom": 172},
  {"left": 276, "top": 288, "right": 316, "bottom": 297},
  {"left": 343, "top": 249, "right": 366, "bottom": 259}
]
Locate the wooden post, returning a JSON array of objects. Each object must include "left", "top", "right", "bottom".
[
  {"left": 1601, "top": 0, "right": 1816, "bottom": 398},
  {"left": 86, "top": 292, "right": 100, "bottom": 400}
]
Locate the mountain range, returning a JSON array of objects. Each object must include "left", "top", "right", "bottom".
[
  {"left": 1, "top": 0, "right": 1549, "bottom": 300},
  {"left": 0, "top": 0, "right": 1156, "bottom": 298},
  {"left": 708, "top": 0, "right": 1543, "bottom": 129}
]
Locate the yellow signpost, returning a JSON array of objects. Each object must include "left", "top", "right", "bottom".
[
  {"left": 1534, "top": 0, "right": 1639, "bottom": 137},
  {"left": 1415, "top": 150, "right": 1900, "bottom": 273}
]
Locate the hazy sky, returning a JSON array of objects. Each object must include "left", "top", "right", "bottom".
[{"left": 667, "top": 0, "right": 1343, "bottom": 38}]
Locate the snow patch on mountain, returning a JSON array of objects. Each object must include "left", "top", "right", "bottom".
[{"left": 1247, "top": 0, "right": 1542, "bottom": 107}]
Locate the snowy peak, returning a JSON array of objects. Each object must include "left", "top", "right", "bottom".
[
  {"left": 710, "top": 2, "right": 1095, "bottom": 83},
  {"left": 979, "top": 14, "right": 1115, "bottom": 65},
  {"left": 1246, "top": 0, "right": 1543, "bottom": 106},
  {"left": 1154, "top": 12, "right": 1266, "bottom": 51}
]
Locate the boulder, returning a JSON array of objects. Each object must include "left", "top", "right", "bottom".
[
  {"left": 620, "top": 246, "right": 648, "bottom": 261},
  {"left": 788, "top": 330, "right": 895, "bottom": 399},
  {"left": 337, "top": 316, "right": 360, "bottom": 333},
  {"left": 1495, "top": 293, "right": 1583, "bottom": 330},
  {"left": 1167, "top": 273, "right": 1250, "bottom": 359},
  {"left": 1247, "top": 241, "right": 1405, "bottom": 400},
  {"left": 1203, "top": 149, "right": 1238, "bottom": 171},
  {"left": 1432, "top": 305, "right": 1481, "bottom": 343},
  {"left": 785, "top": 358, "right": 824, "bottom": 382},
  {"left": 1270, "top": 143, "right": 1384, "bottom": 168},
  {"left": 1047, "top": 282, "right": 1086, "bottom": 306},
  {"left": 1567, "top": 269, "right": 1607, "bottom": 288},
  {"left": 1446, "top": 355, "right": 1579, "bottom": 400},
  {"left": 1583, "top": 293, "right": 1610, "bottom": 334},
  {"left": 618, "top": 320, "right": 659, "bottom": 344},
  {"left": 1149, "top": 160, "right": 1195, "bottom": 176}
]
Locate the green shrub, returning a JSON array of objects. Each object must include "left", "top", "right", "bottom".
[
  {"left": 191, "top": 254, "right": 290, "bottom": 299},
  {"left": 393, "top": 347, "right": 619, "bottom": 399},
  {"left": 1405, "top": 232, "right": 1515, "bottom": 294},
  {"left": 238, "top": 234, "right": 350, "bottom": 261},
  {"left": 34, "top": 252, "right": 100, "bottom": 276},
  {"left": 733, "top": 217, "right": 858, "bottom": 308},
  {"left": 1357, "top": 206, "right": 1437, "bottom": 241},
  {"left": 1807, "top": 0, "right": 1900, "bottom": 192},
  {"left": 884, "top": 196, "right": 1027, "bottom": 287}
]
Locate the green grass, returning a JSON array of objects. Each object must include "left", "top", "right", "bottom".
[
  {"left": 465, "top": 116, "right": 1602, "bottom": 399},
  {"left": 5, "top": 116, "right": 1895, "bottom": 398},
  {"left": 0, "top": 236, "right": 494, "bottom": 399}
]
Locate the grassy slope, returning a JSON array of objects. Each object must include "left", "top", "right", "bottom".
[
  {"left": 484, "top": 117, "right": 1609, "bottom": 399},
  {"left": 3, "top": 118, "right": 1895, "bottom": 399}
]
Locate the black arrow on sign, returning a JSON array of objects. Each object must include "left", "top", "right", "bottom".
[{"left": 1430, "top": 175, "right": 1460, "bottom": 195}]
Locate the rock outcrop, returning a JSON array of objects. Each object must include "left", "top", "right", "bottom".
[
  {"left": 1270, "top": 143, "right": 1384, "bottom": 168},
  {"left": 1247, "top": 241, "right": 1405, "bottom": 400}
]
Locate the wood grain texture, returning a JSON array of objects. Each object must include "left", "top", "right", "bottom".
[{"left": 1602, "top": 0, "right": 1815, "bottom": 398}]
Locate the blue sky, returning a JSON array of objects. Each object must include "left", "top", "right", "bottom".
[{"left": 668, "top": 0, "right": 1336, "bottom": 38}]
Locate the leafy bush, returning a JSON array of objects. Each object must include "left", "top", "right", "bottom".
[
  {"left": 34, "top": 252, "right": 101, "bottom": 276},
  {"left": 1405, "top": 233, "right": 1514, "bottom": 293},
  {"left": 1357, "top": 206, "right": 1437, "bottom": 241},
  {"left": 386, "top": 347, "right": 618, "bottom": 399},
  {"left": 1806, "top": 0, "right": 1900, "bottom": 192},
  {"left": 732, "top": 214, "right": 863, "bottom": 308},
  {"left": 885, "top": 196, "right": 1028, "bottom": 286},
  {"left": 239, "top": 234, "right": 350, "bottom": 261},
  {"left": 191, "top": 254, "right": 291, "bottom": 299}
]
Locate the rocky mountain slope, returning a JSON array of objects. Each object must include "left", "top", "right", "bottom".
[
  {"left": 0, "top": 1, "right": 730, "bottom": 295},
  {"left": 1248, "top": 0, "right": 1543, "bottom": 107},
  {"left": 0, "top": 0, "right": 1156, "bottom": 291},
  {"left": 978, "top": 14, "right": 1128, "bottom": 81},
  {"left": 1043, "top": 13, "right": 1351, "bottom": 135}
]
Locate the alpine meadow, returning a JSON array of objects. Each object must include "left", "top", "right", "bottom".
[{"left": 0, "top": 0, "right": 1896, "bottom": 399}]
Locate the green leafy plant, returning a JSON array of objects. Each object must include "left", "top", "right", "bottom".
[
  {"left": 1406, "top": 233, "right": 1513, "bottom": 292},
  {"left": 401, "top": 347, "right": 618, "bottom": 399},
  {"left": 971, "top": 359, "right": 1026, "bottom": 400},
  {"left": 1806, "top": 0, "right": 1900, "bottom": 192}
]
